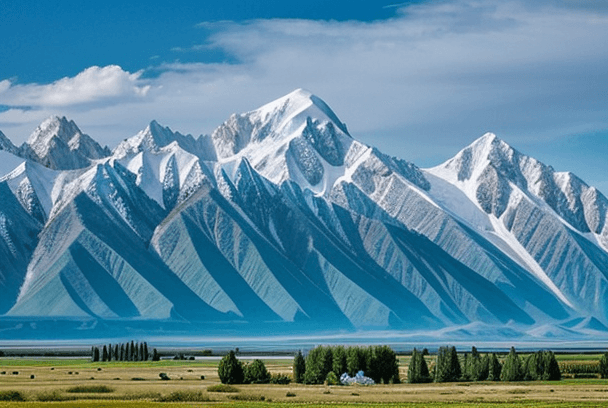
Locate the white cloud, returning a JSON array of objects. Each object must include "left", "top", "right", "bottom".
[
  {"left": 0, "top": 0, "right": 606, "bottom": 191},
  {"left": 0, "top": 65, "right": 150, "bottom": 108}
]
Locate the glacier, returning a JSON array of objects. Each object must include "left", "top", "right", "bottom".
[{"left": 0, "top": 89, "right": 606, "bottom": 341}]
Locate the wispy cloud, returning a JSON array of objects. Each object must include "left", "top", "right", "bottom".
[{"left": 0, "top": 0, "right": 606, "bottom": 191}]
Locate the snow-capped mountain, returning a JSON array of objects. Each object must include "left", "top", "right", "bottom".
[
  {"left": 18, "top": 116, "right": 111, "bottom": 170},
  {"left": 0, "top": 90, "right": 606, "bottom": 340}
]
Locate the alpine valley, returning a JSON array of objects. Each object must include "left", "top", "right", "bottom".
[{"left": 0, "top": 89, "right": 607, "bottom": 342}]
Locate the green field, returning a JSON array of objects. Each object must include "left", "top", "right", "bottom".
[{"left": 2, "top": 355, "right": 608, "bottom": 407}]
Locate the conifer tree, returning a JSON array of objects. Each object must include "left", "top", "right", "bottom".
[
  {"left": 465, "top": 346, "right": 484, "bottom": 381},
  {"left": 102, "top": 345, "right": 108, "bottom": 362},
  {"left": 524, "top": 351, "right": 561, "bottom": 381},
  {"left": 462, "top": 353, "right": 470, "bottom": 381},
  {"left": 332, "top": 346, "right": 348, "bottom": 376},
  {"left": 478, "top": 352, "right": 490, "bottom": 381},
  {"left": 501, "top": 347, "right": 523, "bottom": 381},
  {"left": 218, "top": 350, "right": 244, "bottom": 384},
  {"left": 347, "top": 346, "right": 367, "bottom": 376},
  {"left": 373, "top": 345, "right": 400, "bottom": 384},
  {"left": 92, "top": 347, "right": 100, "bottom": 362},
  {"left": 487, "top": 353, "right": 502, "bottom": 381},
  {"left": 130, "top": 341, "right": 135, "bottom": 361},
  {"left": 152, "top": 348, "right": 160, "bottom": 362},
  {"left": 114, "top": 344, "right": 119, "bottom": 362},
  {"left": 544, "top": 351, "right": 561, "bottom": 381},
  {"left": 366, "top": 346, "right": 379, "bottom": 382},
  {"left": 408, "top": 348, "right": 430, "bottom": 383},
  {"left": 435, "top": 346, "right": 461, "bottom": 382},
  {"left": 293, "top": 350, "right": 306, "bottom": 383},
  {"left": 143, "top": 343, "right": 149, "bottom": 361},
  {"left": 303, "top": 346, "right": 333, "bottom": 384},
  {"left": 120, "top": 344, "right": 125, "bottom": 361}
]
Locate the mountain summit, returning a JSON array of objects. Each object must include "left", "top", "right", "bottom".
[
  {"left": 0, "top": 90, "right": 606, "bottom": 340},
  {"left": 20, "top": 116, "right": 110, "bottom": 170}
]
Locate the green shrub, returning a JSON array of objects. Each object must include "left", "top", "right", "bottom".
[
  {"left": 36, "top": 391, "right": 74, "bottom": 402},
  {"left": 286, "top": 391, "right": 296, "bottom": 397},
  {"left": 227, "top": 394, "right": 265, "bottom": 401},
  {"left": 157, "top": 391, "right": 211, "bottom": 402},
  {"left": 218, "top": 350, "right": 244, "bottom": 384},
  {"left": 244, "top": 359, "right": 270, "bottom": 384},
  {"left": 66, "top": 385, "right": 114, "bottom": 393},
  {"left": 207, "top": 384, "right": 240, "bottom": 393},
  {"left": 270, "top": 373, "right": 291, "bottom": 384},
  {"left": 0, "top": 391, "right": 25, "bottom": 401},
  {"left": 325, "top": 371, "right": 339, "bottom": 385}
]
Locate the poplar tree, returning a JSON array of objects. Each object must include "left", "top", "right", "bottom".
[
  {"left": 408, "top": 348, "right": 430, "bottom": 383},
  {"left": 501, "top": 347, "right": 523, "bottom": 381},
  {"left": 332, "top": 346, "right": 347, "bottom": 376},
  {"left": 293, "top": 350, "right": 306, "bottom": 383},
  {"left": 435, "top": 346, "right": 461, "bottom": 382}
]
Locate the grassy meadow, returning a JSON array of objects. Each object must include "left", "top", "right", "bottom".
[{"left": 1, "top": 354, "right": 608, "bottom": 407}]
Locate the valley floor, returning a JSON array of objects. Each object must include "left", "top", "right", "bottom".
[{"left": 1, "top": 358, "right": 608, "bottom": 407}]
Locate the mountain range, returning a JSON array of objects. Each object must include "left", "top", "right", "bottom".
[{"left": 0, "top": 89, "right": 607, "bottom": 341}]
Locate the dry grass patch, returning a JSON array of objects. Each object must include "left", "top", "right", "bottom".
[
  {"left": 207, "top": 383, "right": 239, "bottom": 392},
  {"left": 66, "top": 385, "right": 114, "bottom": 393}
]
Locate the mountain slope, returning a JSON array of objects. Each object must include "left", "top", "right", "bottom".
[{"left": 0, "top": 90, "right": 606, "bottom": 339}]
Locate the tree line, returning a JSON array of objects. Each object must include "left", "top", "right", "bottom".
[
  {"left": 217, "top": 351, "right": 290, "bottom": 384},
  {"left": 90, "top": 341, "right": 159, "bottom": 362},
  {"left": 408, "top": 346, "right": 561, "bottom": 383},
  {"left": 292, "top": 345, "right": 400, "bottom": 385}
]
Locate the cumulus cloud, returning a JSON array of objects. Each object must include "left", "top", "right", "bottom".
[{"left": 0, "top": 65, "right": 150, "bottom": 108}]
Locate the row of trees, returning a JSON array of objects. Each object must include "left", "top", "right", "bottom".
[
  {"left": 91, "top": 341, "right": 159, "bottom": 362},
  {"left": 293, "top": 345, "right": 400, "bottom": 385},
  {"left": 217, "top": 351, "right": 290, "bottom": 384},
  {"left": 408, "top": 346, "right": 561, "bottom": 383}
]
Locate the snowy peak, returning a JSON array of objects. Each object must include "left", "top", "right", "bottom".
[
  {"left": 113, "top": 120, "right": 216, "bottom": 161},
  {"left": 430, "top": 132, "right": 608, "bottom": 238},
  {"left": 22, "top": 116, "right": 110, "bottom": 170},
  {"left": 211, "top": 89, "right": 350, "bottom": 160},
  {"left": 254, "top": 88, "right": 350, "bottom": 137}
]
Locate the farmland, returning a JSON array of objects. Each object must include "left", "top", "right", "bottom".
[{"left": 1, "top": 354, "right": 608, "bottom": 407}]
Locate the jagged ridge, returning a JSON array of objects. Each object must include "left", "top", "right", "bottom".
[{"left": 0, "top": 90, "right": 606, "bottom": 340}]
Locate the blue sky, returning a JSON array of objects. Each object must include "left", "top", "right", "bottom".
[{"left": 1, "top": 0, "right": 607, "bottom": 193}]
